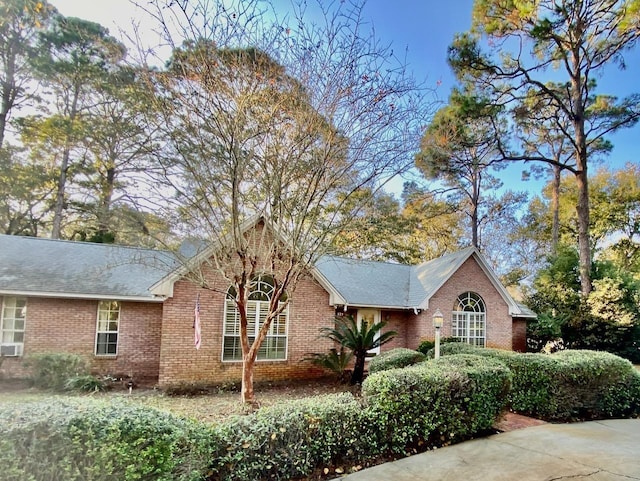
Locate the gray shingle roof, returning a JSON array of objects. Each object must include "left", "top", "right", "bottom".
[
  {"left": 315, "top": 247, "right": 478, "bottom": 309},
  {"left": 0, "top": 235, "right": 175, "bottom": 301},
  {"left": 315, "top": 256, "right": 413, "bottom": 308},
  {"left": 0, "top": 234, "right": 535, "bottom": 317}
]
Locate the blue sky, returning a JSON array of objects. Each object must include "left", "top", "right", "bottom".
[{"left": 53, "top": 0, "right": 640, "bottom": 198}]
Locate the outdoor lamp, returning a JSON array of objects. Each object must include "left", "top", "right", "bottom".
[{"left": 432, "top": 308, "right": 444, "bottom": 359}]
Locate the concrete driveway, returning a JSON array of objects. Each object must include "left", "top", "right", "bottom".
[{"left": 336, "top": 419, "right": 640, "bottom": 480}]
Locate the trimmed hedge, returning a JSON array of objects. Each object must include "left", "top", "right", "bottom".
[
  {"left": 368, "top": 348, "right": 426, "bottom": 374},
  {"left": 433, "top": 344, "right": 640, "bottom": 421},
  {"left": 362, "top": 354, "right": 512, "bottom": 453},
  {"left": 0, "top": 399, "right": 216, "bottom": 481},
  {"left": 210, "top": 392, "right": 377, "bottom": 480}
]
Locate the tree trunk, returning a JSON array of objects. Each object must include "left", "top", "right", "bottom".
[
  {"left": 0, "top": 38, "right": 17, "bottom": 149},
  {"left": 570, "top": 46, "right": 592, "bottom": 297},
  {"left": 551, "top": 164, "right": 561, "bottom": 254},
  {"left": 96, "top": 165, "right": 115, "bottom": 240},
  {"left": 51, "top": 155, "right": 69, "bottom": 239},
  {"left": 351, "top": 352, "right": 366, "bottom": 385},
  {"left": 241, "top": 355, "right": 256, "bottom": 404},
  {"left": 51, "top": 83, "right": 80, "bottom": 239},
  {"left": 575, "top": 165, "right": 592, "bottom": 296}
]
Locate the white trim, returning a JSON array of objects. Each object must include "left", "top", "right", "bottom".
[
  {"left": 0, "top": 289, "right": 164, "bottom": 303},
  {"left": 150, "top": 215, "right": 287, "bottom": 298},
  {"left": 415, "top": 248, "right": 528, "bottom": 318}
]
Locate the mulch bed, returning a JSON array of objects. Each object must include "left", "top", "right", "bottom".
[{"left": 493, "top": 412, "right": 547, "bottom": 432}]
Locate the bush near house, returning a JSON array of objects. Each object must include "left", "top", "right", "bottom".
[
  {"left": 24, "top": 352, "right": 90, "bottom": 391},
  {"left": 368, "top": 348, "right": 426, "bottom": 374},
  {"left": 362, "top": 354, "right": 512, "bottom": 454},
  {"left": 435, "top": 344, "right": 640, "bottom": 421}
]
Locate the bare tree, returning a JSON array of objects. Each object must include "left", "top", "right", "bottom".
[{"left": 135, "top": 0, "right": 432, "bottom": 403}]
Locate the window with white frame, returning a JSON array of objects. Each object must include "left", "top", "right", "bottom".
[
  {"left": 452, "top": 292, "right": 486, "bottom": 347},
  {"left": 95, "top": 301, "right": 120, "bottom": 355},
  {"left": 1, "top": 297, "right": 26, "bottom": 356},
  {"left": 223, "top": 276, "right": 288, "bottom": 361}
]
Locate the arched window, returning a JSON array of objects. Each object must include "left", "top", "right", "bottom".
[
  {"left": 452, "top": 292, "right": 486, "bottom": 347},
  {"left": 222, "top": 276, "right": 288, "bottom": 361}
]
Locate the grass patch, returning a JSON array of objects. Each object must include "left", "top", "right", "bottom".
[{"left": 0, "top": 378, "right": 353, "bottom": 424}]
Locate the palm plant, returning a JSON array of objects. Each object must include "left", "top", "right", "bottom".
[
  {"left": 306, "top": 348, "right": 354, "bottom": 383},
  {"left": 321, "top": 315, "right": 396, "bottom": 384}
]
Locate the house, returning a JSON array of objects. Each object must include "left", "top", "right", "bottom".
[{"left": 0, "top": 226, "right": 535, "bottom": 386}]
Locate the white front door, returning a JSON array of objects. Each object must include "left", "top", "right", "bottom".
[{"left": 357, "top": 309, "right": 381, "bottom": 356}]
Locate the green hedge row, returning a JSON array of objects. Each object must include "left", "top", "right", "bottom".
[
  {"left": 434, "top": 344, "right": 640, "bottom": 420},
  {"left": 368, "top": 347, "right": 426, "bottom": 374},
  {"left": 0, "top": 399, "right": 216, "bottom": 481},
  {"left": 362, "top": 354, "right": 512, "bottom": 453},
  {"left": 2, "top": 348, "right": 639, "bottom": 480},
  {"left": 0, "top": 355, "right": 510, "bottom": 480},
  {"left": 211, "top": 392, "right": 377, "bottom": 480}
]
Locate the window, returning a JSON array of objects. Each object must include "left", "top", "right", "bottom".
[
  {"left": 452, "top": 292, "right": 486, "bottom": 347},
  {"left": 1, "top": 297, "right": 26, "bottom": 356},
  {"left": 96, "top": 301, "right": 120, "bottom": 355},
  {"left": 223, "top": 276, "right": 288, "bottom": 361}
]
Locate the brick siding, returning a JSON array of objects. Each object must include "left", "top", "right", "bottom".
[
  {"left": 158, "top": 271, "right": 336, "bottom": 386},
  {"left": 0, "top": 296, "right": 162, "bottom": 381},
  {"left": 405, "top": 256, "right": 514, "bottom": 351}
]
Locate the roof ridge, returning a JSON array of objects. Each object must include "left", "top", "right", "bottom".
[
  {"left": 0, "top": 234, "right": 169, "bottom": 254},
  {"left": 322, "top": 253, "right": 413, "bottom": 268}
]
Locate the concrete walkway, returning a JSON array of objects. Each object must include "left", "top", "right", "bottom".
[{"left": 337, "top": 419, "right": 640, "bottom": 480}]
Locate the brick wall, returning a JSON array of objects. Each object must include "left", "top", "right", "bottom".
[
  {"left": 158, "top": 270, "right": 336, "bottom": 386},
  {"left": 405, "top": 256, "right": 514, "bottom": 350},
  {"left": 0, "top": 296, "right": 162, "bottom": 381},
  {"left": 512, "top": 318, "right": 528, "bottom": 352}
]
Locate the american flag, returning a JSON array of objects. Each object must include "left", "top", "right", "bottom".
[{"left": 194, "top": 294, "right": 201, "bottom": 350}]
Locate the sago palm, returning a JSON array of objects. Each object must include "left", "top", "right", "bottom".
[{"left": 321, "top": 315, "right": 396, "bottom": 384}]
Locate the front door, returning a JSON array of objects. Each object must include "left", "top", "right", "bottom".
[{"left": 357, "top": 309, "right": 381, "bottom": 356}]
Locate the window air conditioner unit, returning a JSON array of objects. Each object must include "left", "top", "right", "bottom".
[{"left": 0, "top": 344, "right": 23, "bottom": 357}]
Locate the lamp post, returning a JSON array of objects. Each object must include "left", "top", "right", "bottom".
[{"left": 432, "top": 308, "right": 444, "bottom": 359}]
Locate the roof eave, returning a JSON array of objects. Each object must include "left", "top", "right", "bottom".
[
  {"left": 0, "top": 289, "right": 165, "bottom": 303},
  {"left": 309, "top": 265, "right": 347, "bottom": 306}
]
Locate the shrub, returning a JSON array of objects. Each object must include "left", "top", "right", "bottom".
[
  {"left": 362, "top": 354, "right": 511, "bottom": 454},
  {"left": 0, "top": 398, "right": 217, "bottom": 481},
  {"left": 368, "top": 348, "right": 425, "bottom": 374},
  {"left": 211, "top": 392, "right": 377, "bottom": 480},
  {"left": 416, "top": 340, "right": 434, "bottom": 355},
  {"left": 549, "top": 350, "right": 640, "bottom": 419},
  {"left": 24, "top": 352, "right": 89, "bottom": 391},
  {"left": 435, "top": 345, "right": 640, "bottom": 421},
  {"left": 424, "top": 341, "right": 478, "bottom": 358},
  {"left": 64, "top": 374, "right": 107, "bottom": 393},
  {"left": 306, "top": 348, "right": 353, "bottom": 382}
]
